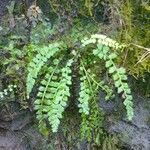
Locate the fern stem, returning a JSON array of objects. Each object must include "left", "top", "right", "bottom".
[
  {"left": 80, "top": 60, "right": 111, "bottom": 96},
  {"left": 80, "top": 60, "right": 95, "bottom": 98}
]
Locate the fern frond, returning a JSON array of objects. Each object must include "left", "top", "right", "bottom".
[
  {"left": 35, "top": 59, "right": 73, "bottom": 132},
  {"left": 82, "top": 34, "right": 133, "bottom": 120},
  {"left": 94, "top": 44, "right": 133, "bottom": 120},
  {"left": 82, "top": 34, "right": 126, "bottom": 49},
  {"left": 78, "top": 69, "right": 90, "bottom": 115},
  {"left": 26, "top": 43, "right": 61, "bottom": 98},
  {"left": 80, "top": 96, "right": 104, "bottom": 143}
]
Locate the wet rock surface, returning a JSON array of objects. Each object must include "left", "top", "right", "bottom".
[
  {"left": 0, "top": 101, "right": 46, "bottom": 150},
  {"left": 0, "top": 79, "right": 46, "bottom": 150},
  {"left": 0, "top": 129, "right": 30, "bottom": 150},
  {"left": 0, "top": 0, "right": 34, "bottom": 21},
  {"left": 0, "top": 0, "right": 10, "bottom": 21},
  {"left": 0, "top": 127, "right": 46, "bottom": 150},
  {"left": 106, "top": 95, "right": 150, "bottom": 150}
]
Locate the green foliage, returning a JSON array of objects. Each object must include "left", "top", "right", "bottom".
[
  {"left": 47, "top": 0, "right": 101, "bottom": 18},
  {"left": 119, "top": 0, "right": 150, "bottom": 77},
  {"left": 0, "top": 84, "right": 17, "bottom": 99},
  {"left": 26, "top": 42, "right": 61, "bottom": 98},
  {"left": 34, "top": 59, "right": 73, "bottom": 132},
  {"left": 81, "top": 34, "right": 133, "bottom": 120},
  {"left": 80, "top": 97, "right": 104, "bottom": 145},
  {"left": 30, "top": 21, "right": 55, "bottom": 44},
  {"left": 102, "top": 135, "right": 119, "bottom": 150},
  {"left": 78, "top": 67, "right": 90, "bottom": 115},
  {"left": 0, "top": 1, "right": 135, "bottom": 143},
  {"left": 26, "top": 32, "right": 133, "bottom": 136},
  {"left": 0, "top": 2, "right": 149, "bottom": 148}
]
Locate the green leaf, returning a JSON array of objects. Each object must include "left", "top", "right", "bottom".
[
  {"left": 41, "top": 80, "right": 47, "bottom": 85},
  {"left": 97, "top": 44, "right": 103, "bottom": 50},
  {"left": 105, "top": 60, "right": 113, "bottom": 68},
  {"left": 53, "top": 59, "right": 59, "bottom": 65},
  {"left": 102, "top": 46, "right": 109, "bottom": 54},
  {"left": 125, "top": 88, "right": 131, "bottom": 94},
  {"left": 121, "top": 74, "right": 128, "bottom": 80},
  {"left": 39, "top": 86, "right": 45, "bottom": 91},
  {"left": 108, "top": 53, "right": 117, "bottom": 59},
  {"left": 98, "top": 53, "right": 104, "bottom": 59},
  {"left": 113, "top": 74, "right": 119, "bottom": 80},
  {"left": 108, "top": 66, "right": 116, "bottom": 74},
  {"left": 117, "top": 86, "right": 124, "bottom": 93},
  {"left": 118, "top": 67, "right": 126, "bottom": 74},
  {"left": 114, "top": 80, "right": 121, "bottom": 87},
  {"left": 93, "top": 49, "right": 99, "bottom": 55}
]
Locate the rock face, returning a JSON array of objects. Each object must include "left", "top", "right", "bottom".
[
  {"left": 0, "top": 0, "right": 10, "bottom": 21},
  {"left": 0, "top": 100, "right": 46, "bottom": 150},
  {"left": 0, "top": 129, "right": 31, "bottom": 150},
  {"left": 0, "top": 127, "right": 47, "bottom": 150},
  {"left": 0, "top": 0, "right": 34, "bottom": 21},
  {"left": 106, "top": 95, "right": 150, "bottom": 150}
]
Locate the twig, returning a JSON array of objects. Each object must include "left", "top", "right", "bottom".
[
  {"left": 131, "top": 43, "right": 150, "bottom": 51},
  {"left": 130, "top": 43, "right": 150, "bottom": 65}
]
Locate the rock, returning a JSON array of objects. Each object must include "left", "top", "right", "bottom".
[
  {"left": 0, "top": 102, "right": 32, "bottom": 130},
  {"left": 0, "top": 0, "right": 11, "bottom": 21},
  {"left": 0, "top": 0, "right": 34, "bottom": 22},
  {"left": 0, "top": 93, "right": 47, "bottom": 149},
  {"left": 99, "top": 91, "right": 120, "bottom": 113},
  {"left": 0, "top": 127, "right": 46, "bottom": 150},
  {"left": 106, "top": 94, "right": 150, "bottom": 150},
  {"left": 0, "top": 129, "right": 30, "bottom": 150}
]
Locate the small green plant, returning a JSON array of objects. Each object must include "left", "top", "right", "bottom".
[
  {"left": 81, "top": 34, "right": 133, "bottom": 120},
  {"left": 0, "top": 84, "right": 17, "bottom": 99},
  {"left": 26, "top": 42, "right": 62, "bottom": 98},
  {"left": 26, "top": 31, "right": 133, "bottom": 134},
  {"left": 0, "top": 1, "right": 149, "bottom": 148},
  {"left": 35, "top": 58, "right": 73, "bottom": 132}
]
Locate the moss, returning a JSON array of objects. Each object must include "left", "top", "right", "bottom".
[{"left": 116, "top": 0, "right": 150, "bottom": 78}]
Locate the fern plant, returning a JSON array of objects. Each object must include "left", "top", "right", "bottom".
[
  {"left": 26, "top": 42, "right": 62, "bottom": 98},
  {"left": 26, "top": 32, "right": 133, "bottom": 135},
  {"left": 34, "top": 58, "right": 73, "bottom": 132},
  {"left": 81, "top": 34, "right": 133, "bottom": 120},
  {"left": 79, "top": 63, "right": 105, "bottom": 144}
]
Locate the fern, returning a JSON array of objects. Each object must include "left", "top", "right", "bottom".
[
  {"left": 78, "top": 61, "right": 114, "bottom": 115},
  {"left": 80, "top": 86, "right": 104, "bottom": 144},
  {"left": 27, "top": 32, "right": 133, "bottom": 136},
  {"left": 81, "top": 34, "right": 133, "bottom": 120},
  {"left": 34, "top": 59, "right": 73, "bottom": 132},
  {"left": 78, "top": 66, "right": 90, "bottom": 115},
  {"left": 79, "top": 60, "right": 112, "bottom": 143},
  {"left": 26, "top": 42, "right": 61, "bottom": 98},
  {"left": 82, "top": 34, "right": 126, "bottom": 49}
]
